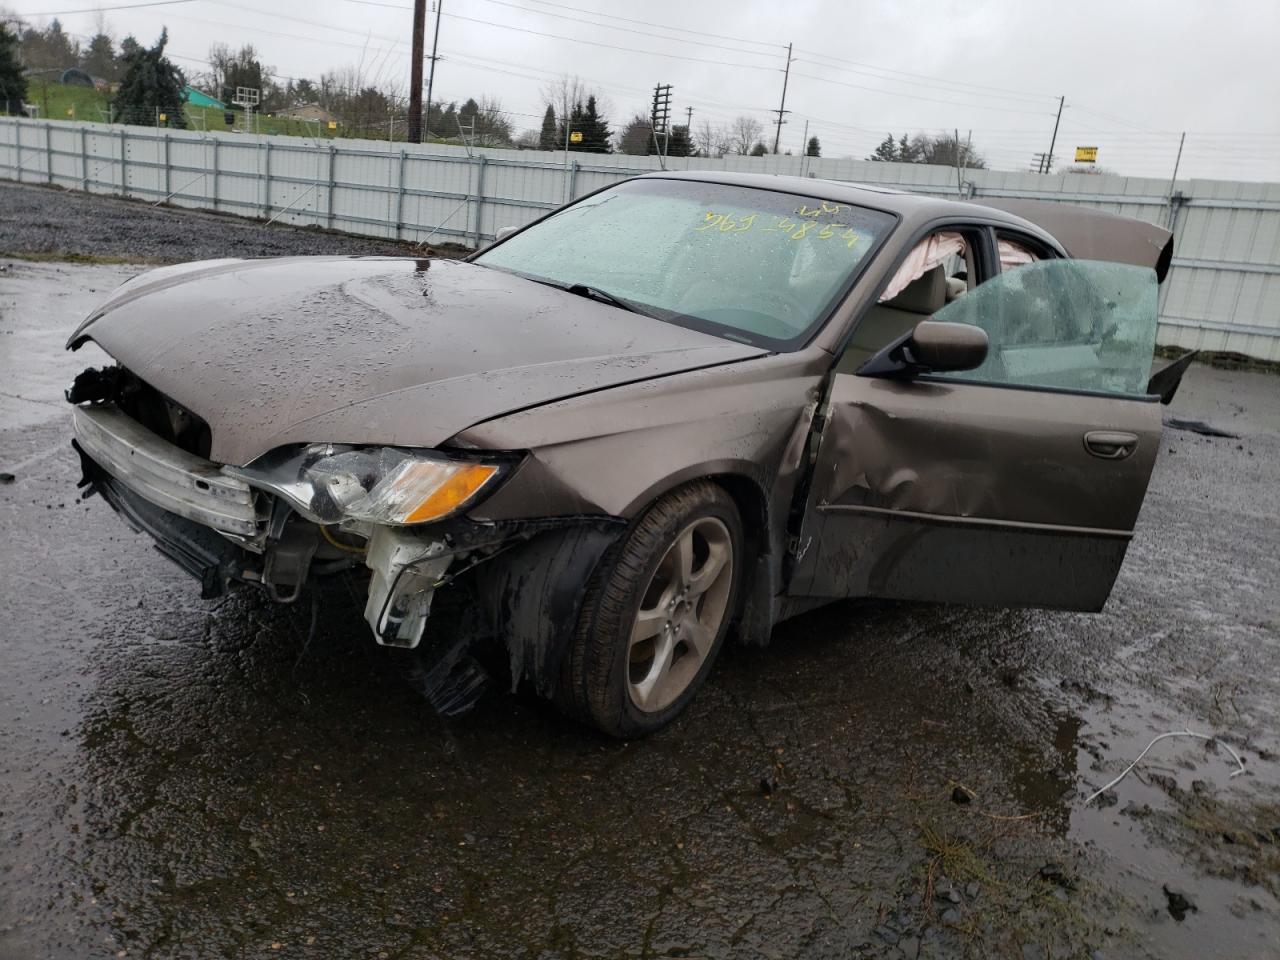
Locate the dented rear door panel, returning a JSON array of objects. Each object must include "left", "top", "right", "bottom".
[{"left": 789, "top": 376, "right": 1162, "bottom": 611}]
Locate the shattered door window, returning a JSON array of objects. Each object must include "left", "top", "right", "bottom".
[{"left": 930, "top": 259, "right": 1159, "bottom": 397}]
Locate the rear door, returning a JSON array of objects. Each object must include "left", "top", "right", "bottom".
[{"left": 789, "top": 246, "right": 1164, "bottom": 612}]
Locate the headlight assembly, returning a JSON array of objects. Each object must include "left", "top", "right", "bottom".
[{"left": 228, "top": 445, "right": 510, "bottom": 526}]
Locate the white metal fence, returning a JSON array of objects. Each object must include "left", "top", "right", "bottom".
[{"left": 3, "top": 116, "right": 1278, "bottom": 361}]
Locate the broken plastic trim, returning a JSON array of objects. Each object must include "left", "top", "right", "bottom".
[{"left": 363, "top": 527, "right": 453, "bottom": 648}]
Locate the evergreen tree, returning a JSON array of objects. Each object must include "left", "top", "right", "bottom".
[
  {"left": 291, "top": 78, "right": 318, "bottom": 105},
  {"left": 113, "top": 29, "right": 186, "bottom": 127},
  {"left": 749, "top": 141, "right": 768, "bottom": 157},
  {"left": 0, "top": 24, "right": 27, "bottom": 116},
  {"left": 19, "top": 18, "right": 79, "bottom": 73},
  {"left": 617, "top": 114, "right": 653, "bottom": 155},
  {"left": 806, "top": 135, "right": 820, "bottom": 158},
  {"left": 223, "top": 46, "right": 274, "bottom": 108},
  {"left": 581, "top": 94, "right": 611, "bottom": 153},
  {"left": 667, "top": 124, "right": 692, "bottom": 158},
  {"left": 458, "top": 96, "right": 479, "bottom": 139},
  {"left": 868, "top": 133, "right": 897, "bottom": 162},
  {"left": 83, "top": 33, "right": 117, "bottom": 81},
  {"left": 897, "top": 132, "right": 917, "bottom": 162},
  {"left": 538, "top": 104, "right": 557, "bottom": 150}
]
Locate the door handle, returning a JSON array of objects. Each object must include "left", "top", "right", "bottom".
[{"left": 1083, "top": 430, "right": 1138, "bottom": 460}]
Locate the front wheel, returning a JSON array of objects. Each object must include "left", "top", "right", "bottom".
[{"left": 561, "top": 482, "right": 743, "bottom": 737}]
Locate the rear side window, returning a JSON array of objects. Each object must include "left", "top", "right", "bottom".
[
  {"left": 929, "top": 259, "right": 1158, "bottom": 397},
  {"left": 997, "top": 237, "right": 1040, "bottom": 271}
]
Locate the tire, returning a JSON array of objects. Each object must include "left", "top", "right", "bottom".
[{"left": 561, "top": 481, "right": 743, "bottom": 737}]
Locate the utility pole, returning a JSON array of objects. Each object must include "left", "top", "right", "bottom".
[
  {"left": 1044, "top": 95, "right": 1064, "bottom": 173},
  {"left": 1167, "top": 131, "right": 1186, "bottom": 191},
  {"left": 407, "top": 0, "right": 426, "bottom": 142},
  {"left": 955, "top": 128, "right": 972, "bottom": 196},
  {"left": 799, "top": 118, "right": 809, "bottom": 175},
  {"left": 562, "top": 116, "right": 573, "bottom": 202},
  {"left": 1166, "top": 131, "right": 1186, "bottom": 228},
  {"left": 772, "top": 42, "right": 793, "bottom": 154},
  {"left": 423, "top": 0, "right": 444, "bottom": 141},
  {"left": 685, "top": 105, "right": 693, "bottom": 133}
]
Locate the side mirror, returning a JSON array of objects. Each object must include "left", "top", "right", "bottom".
[
  {"left": 857, "top": 320, "right": 988, "bottom": 379},
  {"left": 494, "top": 225, "right": 518, "bottom": 242}
]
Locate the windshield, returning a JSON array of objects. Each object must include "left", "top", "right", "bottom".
[{"left": 473, "top": 179, "right": 895, "bottom": 349}]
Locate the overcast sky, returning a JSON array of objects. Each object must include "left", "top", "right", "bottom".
[{"left": 11, "top": 0, "right": 1280, "bottom": 181}]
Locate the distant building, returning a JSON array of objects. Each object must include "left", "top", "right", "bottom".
[{"left": 276, "top": 104, "right": 337, "bottom": 125}]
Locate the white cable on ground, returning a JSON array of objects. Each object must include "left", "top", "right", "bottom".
[{"left": 1083, "top": 729, "right": 1246, "bottom": 806}]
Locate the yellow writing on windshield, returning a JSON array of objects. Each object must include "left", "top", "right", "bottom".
[
  {"left": 696, "top": 210, "right": 863, "bottom": 248},
  {"left": 695, "top": 212, "right": 759, "bottom": 233},
  {"left": 796, "top": 201, "right": 847, "bottom": 217}
]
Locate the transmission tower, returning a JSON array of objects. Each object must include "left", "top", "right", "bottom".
[{"left": 651, "top": 83, "right": 673, "bottom": 159}]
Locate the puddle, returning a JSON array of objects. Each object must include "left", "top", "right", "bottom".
[{"left": 1041, "top": 685, "right": 1280, "bottom": 959}]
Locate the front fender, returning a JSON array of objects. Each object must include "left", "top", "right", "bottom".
[{"left": 474, "top": 524, "right": 624, "bottom": 698}]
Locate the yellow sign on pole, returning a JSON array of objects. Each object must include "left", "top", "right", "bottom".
[
  {"left": 158, "top": 113, "right": 167, "bottom": 122},
  {"left": 1074, "top": 146, "right": 1098, "bottom": 163},
  {"left": 569, "top": 130, "right": 583, "bottom": 144},
  {"left": 328, "top": 120, "right": 338, "bottom": 130}
]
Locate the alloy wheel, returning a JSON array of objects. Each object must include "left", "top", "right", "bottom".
[{"left": 626, "top": 516, "right": 734, "bottom": 712}]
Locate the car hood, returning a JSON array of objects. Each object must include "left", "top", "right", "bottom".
[{"left": 69, "top": 257, "right": 766, "bottom": 465}]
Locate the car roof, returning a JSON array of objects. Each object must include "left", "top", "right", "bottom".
[{"left": 634, "top": 169, "right": 1039, "bottom": 230}]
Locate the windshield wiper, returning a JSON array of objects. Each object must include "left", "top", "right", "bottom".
[
  {"left": 508, "top": 272, "right": 663, "bottom": 320},
  {"left": 559, "top": 282, "right": 659, "bottom": 319}
]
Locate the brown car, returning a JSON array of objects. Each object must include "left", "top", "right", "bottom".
[{"left": 66, "top": 172, "right": 1185, "bottom": 736}]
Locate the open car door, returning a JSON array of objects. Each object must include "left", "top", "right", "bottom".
[{"left": 789, "top": 258, "right": 1165, "bottom": 612}]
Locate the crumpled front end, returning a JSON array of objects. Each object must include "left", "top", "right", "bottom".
[
  {"left": 69, "top": 397, "right": 466, "bottom": 638},
  {"left": 68, "top": 364, "right": 624, "bottom": 705}
]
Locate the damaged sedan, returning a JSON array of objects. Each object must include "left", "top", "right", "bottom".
[{"left": 66, "top": 172, "right": 1185, "bottom": 736}]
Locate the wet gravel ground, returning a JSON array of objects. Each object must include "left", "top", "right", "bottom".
[
  {"left": 0, "top": 181, "right": 428, "bottom": 263},
  {"left": 1, "top": 190, "right": 1279, "bottom": 959}
]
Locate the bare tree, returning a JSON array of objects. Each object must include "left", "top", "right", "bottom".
[
  {"left": 907, "top": 132, "right": 986, "bottom": 169},
  {"left": 540, "top": 73, "right": 588, "bottom": 134},
  {"left": 729, "top": 115, "right": 764, "bottom": 156},
  {"left": 460, "top": 95, "right": 513, "bottom": 147},
  {"left": 513, "top": 127, "right": 540, "bottom": 150},
  {"left": 319, "top": 64, "right": 395, "bottom": 138},
  {"left": 694, "top": 118, "right": 730, "bottom": 158},
  {"left": 205, "top": 41, "right": 233, "bottom": 98}
]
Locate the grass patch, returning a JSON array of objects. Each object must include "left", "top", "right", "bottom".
[
  {"left": 23, "top": 80, "right": 111, "bottom": 123},
  {"left": 907, "top": 815, "right": 1111, "bottom": 956},
  {"left": 17, "top": 82, "right": 476, "bottom": 144}
]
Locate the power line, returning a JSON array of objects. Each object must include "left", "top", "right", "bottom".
[
  {"left": 340, "top": 0, "right": 783, "bottom": 73},
  {"left": 436, "top": 9, "right": 783, "bottom": 72},
  {"left": 521, "top": 0, "right": 787, "bottom": 50},
  {"left": 791, "top": 71, "right": 1057, "bottom": 116},
  {"left": 470, "top": 0, "right": 779, "bottom": 58},
  {"left": 794, "top": 55, "right": 1054, "bottom": 108},
  {"left": 12, "top": 0, "right": 196, "bottom": 16},
  {"left": 794, "top": 46, "right": 1057, "bottom": 103}
]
